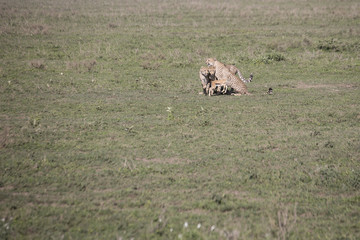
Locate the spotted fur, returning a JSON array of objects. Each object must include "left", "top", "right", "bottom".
[
  {"left": 206, "top": 58, "right": 250, "bottom": 95},
  {"left": 199, "top": 66, "right": 216, "bottom": 95},
  {"left": 225, "top": 64, "right": 253, "bottom": 83}
]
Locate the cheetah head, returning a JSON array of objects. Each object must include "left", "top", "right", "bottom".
[
  {"left": 206, "top": 58, "right": 216, "bottom": 67},
  {"left": 200, "top": 66, "right": 209, "bottom": 76},
  {"left": 208, "top": 67, "right": 216, "bottom": 77}
]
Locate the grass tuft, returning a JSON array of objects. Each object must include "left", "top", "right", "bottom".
[
  {"left": 66, "top": 60, "right": 97, "bottom": 72},
  {"left": 29, "top": 60, "right": 46, "bottom": 70}
]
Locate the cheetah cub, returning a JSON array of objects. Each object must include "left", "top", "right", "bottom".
[
  {"left": 199, "top": 66, "right": 216, "bottom": 95},
  {"left": 226, "top": 64, "right": 253, "bottom": 83}
]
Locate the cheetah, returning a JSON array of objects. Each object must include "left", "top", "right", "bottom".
[
  {"left": 199, "top": 66, "right": 216, "bottom": 95},
  {"left": 206, "top": 58, "right": 250, "bottom": 95},
  {"left": 226, "top": 64, "right": 253, "bottom": 83}
]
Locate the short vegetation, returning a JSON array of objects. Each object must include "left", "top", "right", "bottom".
[{"left": 0, "top": 0, "right": 359, "bottom": 239}]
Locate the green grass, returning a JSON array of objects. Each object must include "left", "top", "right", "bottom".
[{"left": 0, "top": 0, "right": 359, "bottom": 239}]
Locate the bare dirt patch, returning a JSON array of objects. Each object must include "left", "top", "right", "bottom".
[
  {"left": 0, "top": 185, "right": 15, "bottom": 191},
  {"left": 180, "top": 208, "right": 209, "bottom": 215},
  {"left": 296, "top": 82, "right": 356, "bottom": 90},
  {"left": 138, "top": 158, "right": 192, "bottom": 164}
]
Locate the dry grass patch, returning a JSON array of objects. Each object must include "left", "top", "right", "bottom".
[
  {"left": 26, "top": 24, "right": 49, "bottom": 35},
  {"left": 29, "top": 59, "right": 46, "bottom": 70},
  {"left": 140, "top": 52, "right": 166, "bottom": 70},
  {"left": 296, "top": 82, "right": 356, "bottom": 90},
  {"left": 66, "top": 59, "right": 97, "bottom": 72},
  {"left": 108, "top": 23, "right": 118, "bottom": 28},
  {"left": 0, "top": 127, "right": 13, "bottom": 149},
  {"left": 141, "top": 61, "right": 161, "bottom": 70},
  {"left": 139, "top": 158, "right": 192, "bottom": 164}
]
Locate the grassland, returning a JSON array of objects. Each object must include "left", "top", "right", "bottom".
[{"left": 0, "top": 0, "right": 359, "bottom": 239}]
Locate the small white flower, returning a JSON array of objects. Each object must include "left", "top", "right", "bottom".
[
  {"left": 166, "top": 107, "right": 172, "bottom": 113},
  {"left": 184, "top": 221, "right": 188, "bottom": 228},
  {"left": 60, "top": 72, "right": 63, "bottom": 75},
  {"left": 1, "top": 218, "right": 5, "bottom": 222},
  {"left": 159, "top": 218, "right": 162, "bottom": 223},
  {"left": 211, "top": 225, "right": 216, "bottom": 231},
  {"left": 170, "top": 228, "right": 173, "bottom": 232},
  {"left": 197, "top": 223, "right": 201, "bottom": 229},
  {"left": 178, "top": 233, "right": 182, "bottom": 239},
  {"left": 8, "top": 81, "right": 11, "bottom": 85}
]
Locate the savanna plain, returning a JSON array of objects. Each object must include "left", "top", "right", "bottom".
[{"left": 0, "top": 0, "right": 359, "bottom": 239}]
